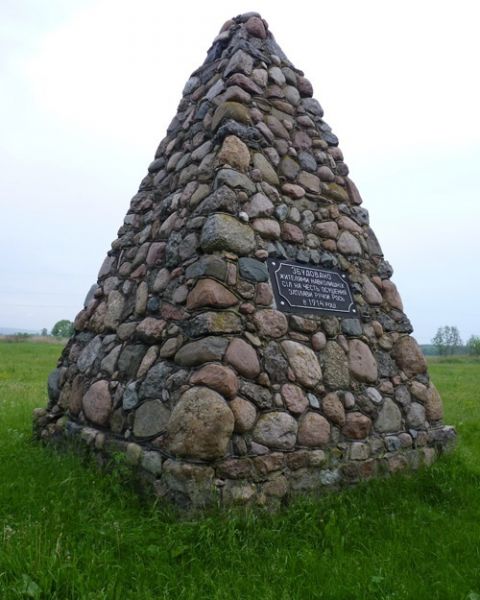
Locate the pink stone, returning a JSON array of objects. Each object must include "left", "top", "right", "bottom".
[
  {"left": 297, "top": 412, "right": 330, "bottom": 447},
  {"left": 294, "top": 130, "right": 312, "bottom": 150},
  {"left": 190, "top": 363, "right": 239, "bottom": 398},
  {"left": 252, "top": 218, "right": 281, "bottom": 239},
  {"left": 253, "top": 309, "right": 288, "bottom": 338},
  {"left": 348, "top": 339, "right": 378, "bottom": 383},
  {"left": 363, "top": 276, "right": 383, "bottom": 305},
  {"left": 282, "top": 223, "right": 304, "bottom": 243},
  {"left": 225, "top": 337, "right": 261, "bottom": 378},
  {"left": 136, "top": 317, "right": 166, "bottom": 342},
  {"left": 244, "top": 193, "right": 274, "bottom": 218},
  {"left": 338, "top": 216, "right": 362, "bottom": 233},
  {"left": 82, "top": 380, "right": 112, "bottom": 426},
  {"left": 146, "top": 242, "right": 166, "bottom": 266},
  {"left": 342, "top": 412, "right": 372, "bottom": 439},
  {"left": 255, "top": 282, "right": 273, "bottom": 306},
  {"left": 281, "top": 383, "right": 308, "bottom": 415},
  {"left": 392, "top": 336, "right": 427, "bottom": 377},
  {"left": 281, "top": 340, "right": 322, "bottom": 388},
  {"left": 245, "top": 16, "right": 267, "bottom": 38},
  {"left": 217, "top": 135, "right": 251, "bottom": 172},
  {"left": 281, "top": 183, "right": 305, "bottom": 199},
  {"left": 322, "top": 392, "right": 346, "bottom": 426},
  {"left": 311, "top": 331, "right": 327, "bottom": 351},
  {"left": 297, "top": 76, "right": 313, "bottom": 97},
  {"left": 337, "top": 231, "right": 362, "bottom": 256},
  {"left": 425, "top": 383, "right": 443, "bottom": 421},
  {"left": 229, "top": 397, "right": 257, "bottom": 432},
  {"left": 314, "top": 221, "right": 338, "bottom": 239},
  {"left": 186, "top": 279, "right": 238, "bottom": 310},
  {"left": 382, "top": 279, "right": 404, "bottom": 311}
]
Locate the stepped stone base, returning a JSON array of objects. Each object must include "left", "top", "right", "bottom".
[{"left": 34, "top": 409, "right": 455, "bottom": 509}]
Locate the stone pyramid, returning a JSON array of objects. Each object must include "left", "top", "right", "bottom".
[{"left": 35, "top": 12, "right": 455, "bottom": 508}]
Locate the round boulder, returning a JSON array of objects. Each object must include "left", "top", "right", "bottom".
[
  {"left": 82, "top": 380, "right": 112, "bottom": 426},
  {"left": 166, "top": 387, "right": 234, "bottom": 460},
  {"left": 253, "top": 411, "right": 298, "bottom": 450}
]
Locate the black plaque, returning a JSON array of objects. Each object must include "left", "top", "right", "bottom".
[{"left": 267, "top": 259, "right": 357, "bottom": 318}]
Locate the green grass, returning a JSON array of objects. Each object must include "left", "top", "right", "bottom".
[{"left": 1, "top": 342, "right": 480, "bottom": 599}]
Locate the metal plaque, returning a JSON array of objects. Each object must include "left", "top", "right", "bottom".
[{"left": 267, "top": 259, "right": 357, "bottom": 318}]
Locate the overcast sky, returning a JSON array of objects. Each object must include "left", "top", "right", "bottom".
[{"left": 1, "top": 0, "right": 479, "bottom": 343}]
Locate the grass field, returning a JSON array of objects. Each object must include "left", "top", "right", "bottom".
[{"left": 0, "top": 341, "right": 479, "bottom": 599}]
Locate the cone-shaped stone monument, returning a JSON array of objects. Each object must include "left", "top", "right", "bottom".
[{"left": 35, "top": 12, "right": 455, "bottom": 508}]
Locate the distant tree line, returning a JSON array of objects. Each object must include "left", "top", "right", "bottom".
[{"left": 430, "top": 325, "right": 480, "bottom": 356}]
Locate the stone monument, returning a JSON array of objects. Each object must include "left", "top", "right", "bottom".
[{"left": 34, "top": 12, "right": 455, "bottom": 508}]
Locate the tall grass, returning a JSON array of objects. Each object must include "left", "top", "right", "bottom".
[{"left": 1, "top": 342, "right": 479, "bottom": 599}]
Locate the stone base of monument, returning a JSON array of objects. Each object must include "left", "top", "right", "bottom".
[{"left": 33, "top": 409, "right": 455, "bottom": 509}]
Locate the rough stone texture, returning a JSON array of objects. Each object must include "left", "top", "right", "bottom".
[
  {"left": 322, "top": 392, "right": 346, "bottom": 426},
  {"left": 190, "top": 364, "right": 239, "bottom": 398},
  {"left": 281, "top": 383, "right": 308, "bottom": 415},
  {"left": 133, "top": 400, "right": 170, "bottom": 437},
  {"left": 253, "top": 309, "right": 288, "bottom": 338},
  {"left": 253, "top": 412, "right": 298, "bottom": 450},
  {"left": 37, "top": 11, "right": 453, "bottom": 510},
  {"left": 224, "top": 337, "right": 260, "bottom": 378},
  {"left": 200, "top": 214, "right": 255, "bottom": 255},
  {"left": 186, "top": 279, "right": 237, "bottom": 309},
  {"left": 281, "top": 341, "right": 322, "bottom": 387},
  {"left": 166, "top": 387, "right": 234, "bottom": 460},
  {"left": 229, "top": 397, "right": 257, "bottom": 432},
  {"left": 342, "top": 412, "right": 372, "bottom": 440},
  {"left": 174, "top": 337, "right": 228, "bottom": 366},
  {"left": 392, "top": 336, "right": 427, "bottom": 377},
  {"left": 375, "top": 398, "right": 402, "bottom": 433},
  {"left": 297, "top": 412, "right": 330, "bottom": 447},
  {"left": 217, "top": 135, "right": 251, "bottom": 171},
  {"left": 82, "top": 380, "right": 112, "bottom": 426},
  {"left": 348, "top": 339, "right": 378, "bottom": 383}
]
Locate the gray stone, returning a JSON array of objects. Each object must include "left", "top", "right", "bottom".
[
  {"left": 139, "top": 361, "right": 172, "bottom": 399},
  {"left": 141, "top": 451, "right": 163, "bottom": 475},
  {"left": 341, "top": 319, "right": 363, "bottom": 337},
  {"left": 118, "top": 344, "right": 147, "bottom": 379},
  {"left": 123, "top": 382, "right": 139, "bottom": 410},
  {"left": 47, "top": 368, "right": 63, "bottom": 401},
  {"left": 185, "top": 255, "right": 227, "bottom": 281},
  {"left": 224, "top": 49, "right": 254, "bottom": 77},
  {"left": 133, "top": 399, "right": 170, "bottom": 437},
  {"left": 174, "top": 336, "right": 229, "bottom": 366},
  {"left": 238, "top": 257, "right": 268, "bottom": 282},
  {"left": 264, "top": 341, "right": 289, "bottom": 383},
  {"left": 77, "top": 335, "right": 102, "bottom": 373},
  {"left": 194, "top": 185, "right": 238, "bottom": 215},
  {"left": 375, "top": 398, "right": 402, "bottom": 433},
  {"left": 322, "top": 341, "right": 350, "bottom": 389},
  {"left": 239, "top": 380, "right": 272, "bottom": 409},
  {"left": 200, "top": 214, "right": 255, "bottom": 255},
  {"left": 253, "top": 411, "right": 298, "bottom": 450},
  {"left": 406, "top": 402, "right": 426, "bottom": 428},
  {"left": 214, "top": 168, "right": 256, "bottom": 194},
  {"left": 365, "top": 387, "right": 383, "bottom": 405}
]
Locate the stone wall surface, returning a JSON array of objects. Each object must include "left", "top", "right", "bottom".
[{"left": 34, "top": 12, "right": 455, "bottom": 509}]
